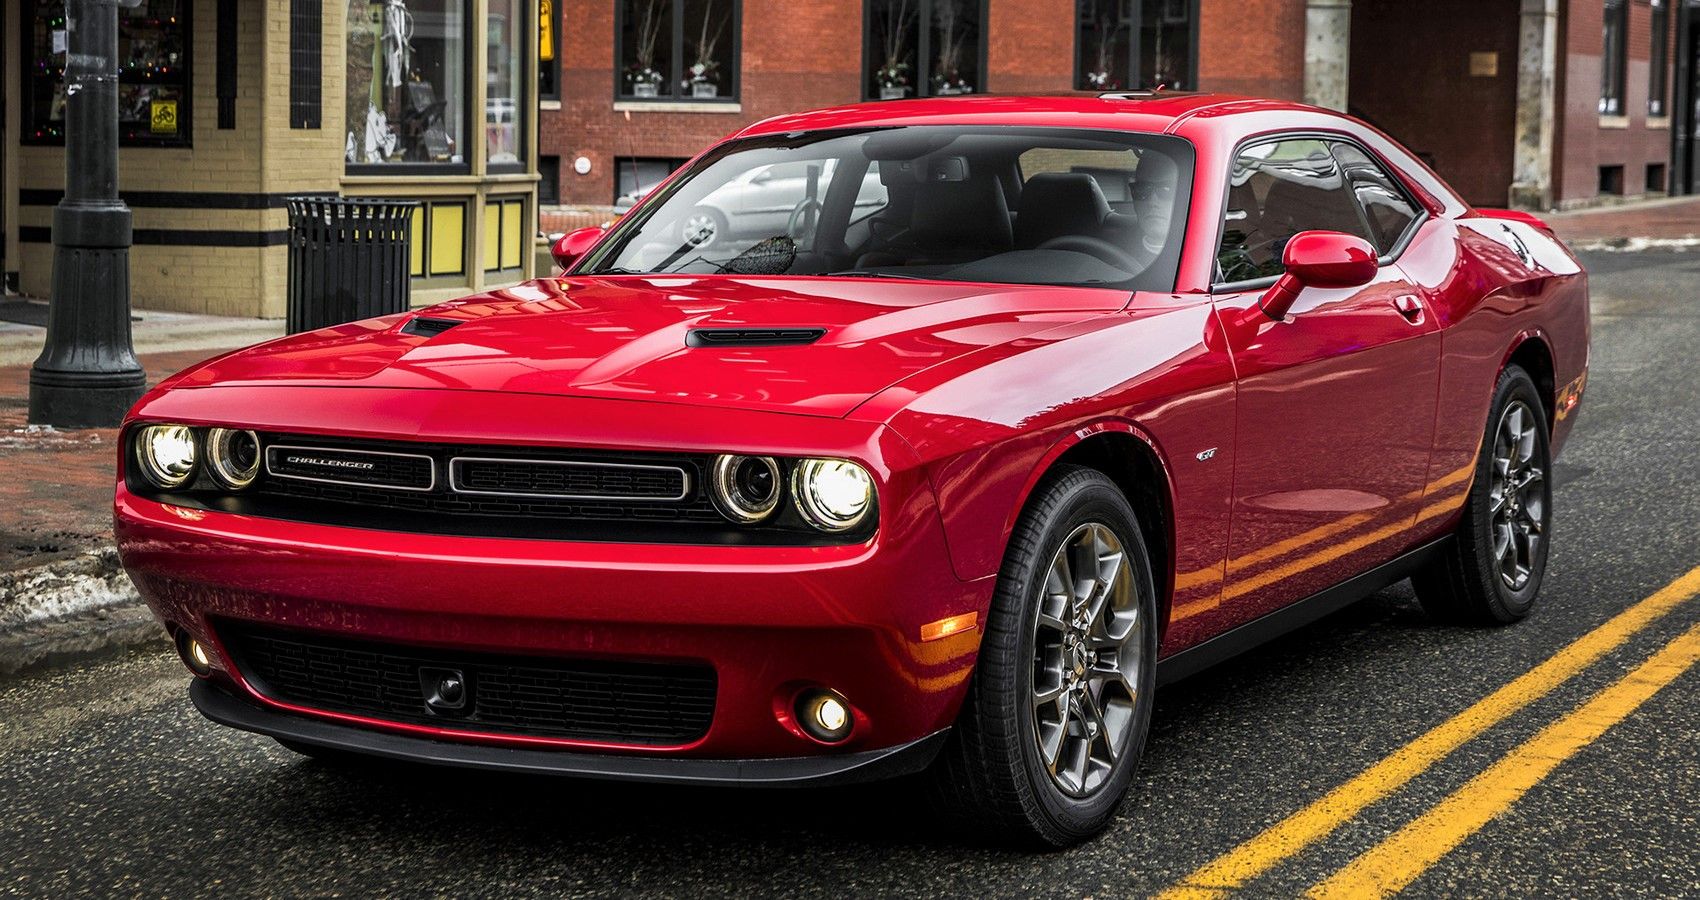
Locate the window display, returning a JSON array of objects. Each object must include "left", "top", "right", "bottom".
[
  {"left": 487, "top": 0, "right": 525, "bottom": 166},
  {"left": 1075, "top": 0, "right": 1195, "bottom": 92},
  {"left": 616, "top": 0, "right": 739, "bottom": 101},
  {"left": 863, "top": 0, "right": 983, "bottom": 100},
  {"left": 346, "top": 0, "right": 468, "bottom": 167},
  {"left": 24, "top": 0, "right": 191, "bottom": 146}
]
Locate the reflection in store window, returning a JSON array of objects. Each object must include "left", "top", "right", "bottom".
[
  {"left": 25, "top": 0, "right": 191, "bottom": 146},
  {"left": 346, "top": 0, "right": 467, "bottom": 166},
  {"left": 486, "top": 0, "right": 525, "bottom": 165}
]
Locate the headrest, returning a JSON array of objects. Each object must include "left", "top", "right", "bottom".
[
  {"left": 1015, "top": 173, "right": 1113, "bottom": 249},
  {"left": 911, "top": 178, "right": 1013, "bottom": 253}
]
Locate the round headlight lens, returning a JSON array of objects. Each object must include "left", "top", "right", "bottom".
[
  {"left": 135, "top": 424, "right": 198, "bottom": 489},
  {"left": 710, "top": 454, "right": 782, "bottom": 523},
  {"left": 792, "top": 458, "right": 874, "bottom": 533},
  {"left": 206, "top": 427, "right": 262, "bottom": 490}
]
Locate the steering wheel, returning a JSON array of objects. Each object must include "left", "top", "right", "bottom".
[
  {"left": 787, "top": 198, "right": 825, "bottom": 240},
  {"left": 1036, "top": 234, "right": 1142, "bottom": 272}
]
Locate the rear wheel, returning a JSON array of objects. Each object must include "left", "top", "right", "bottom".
[
  {"left": 932, "top": 465, "right": 1158, "bottom": 847},
  {"left": 1414, "top": 366, "right": 1552, "bottom": 623}
]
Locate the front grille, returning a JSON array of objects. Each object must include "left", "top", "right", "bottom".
[
  {"left": 219, "top": 622, "right": 717, "bottom": 746},
  {"left": 266, "top": 444, "right": 436, "bottom": 491},
  {"left": 449, "top": 457, "right": 689, "bottom": 500}
]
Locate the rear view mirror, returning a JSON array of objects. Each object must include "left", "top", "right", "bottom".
[
  {"left": 1259, "top": 231, "right": 1378, "bottom": 320},
  {"left": 551, "top": 226, "right": 606, "bottom": 272}
]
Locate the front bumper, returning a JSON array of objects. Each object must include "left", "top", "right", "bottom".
[
  {"left": 192, "top": 679, "right": 950, "bottom": 786},
  {"left": 115, "top": 392, "right": 991, "bottom": 764}
]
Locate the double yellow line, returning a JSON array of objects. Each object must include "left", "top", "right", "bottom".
[{"left": 1158, "top": 563, "right": 1700, "bottom": 899}]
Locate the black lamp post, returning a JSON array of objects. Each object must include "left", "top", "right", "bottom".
[{"left": 28, "top": 0, "right": 146, "bottom": 428}]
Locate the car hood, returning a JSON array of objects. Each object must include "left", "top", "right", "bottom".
[{"left": 170, "top": 275, "right": 1131, "bottom": 418}]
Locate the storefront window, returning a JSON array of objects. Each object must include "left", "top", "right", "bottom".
[
  {"left": 863, "top": 0, "right": 984, "bottom": 100},
  {"left": 1075, "top": 0, "right": 1194, "bottom": 92},
  {"left": 345, "top": 0, "right": 467, "bottom": 167},
  {"left": 487, "top": 0, "right": 527, "bottom": 167},
  {"left": 23, "top": 0, "right": 191, "bottom": 146},
  {"left": 616, "top": 0, "right": 739, "bottom": 101}
]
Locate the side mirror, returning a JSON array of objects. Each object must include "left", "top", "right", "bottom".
[
  {"left": 1258, "top": 231, "right": 1379, "bottom": 320},
  {"left": 551, "top": 226, "right": 606, "bottom": 272}
]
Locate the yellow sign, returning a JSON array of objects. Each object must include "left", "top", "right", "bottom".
[
  {"left": 1469, "top": 51, "right": 1499, "bottom": 78},
  {"left": 150, "top": 99, "right": 178, "bottom": 134},
  {"left": 539, "top": 0, "right": 555, "bottom": 62}
]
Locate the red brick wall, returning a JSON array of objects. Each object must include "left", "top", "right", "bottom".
[
  {"left": 1196, "top": 0, "right": 1304, "bottom": 100},
  {"left": 1348, "top": 0, "right": 1520, "bottom": 207},
  {"left": 1558, "top": 0, "right": 1676, "bottom": 205},
  {"left": 986, "top": 0, "right": 1074, "bottom": 93}
]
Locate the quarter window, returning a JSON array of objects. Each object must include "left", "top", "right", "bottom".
[
  {"left": 1216, "top": 139, "right": 1375, "bottom": 284},
  {"left": 1330, "top": 143, "right": 1420, "bottom": 256}
]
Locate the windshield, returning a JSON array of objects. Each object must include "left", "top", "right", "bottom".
[{"left": 580, "top": 126, "right": 1195, "bottom": 292}]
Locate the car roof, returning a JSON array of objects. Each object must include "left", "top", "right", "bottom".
[{"left": 734, "top": 92, "right": 1322, "bottom": 140}]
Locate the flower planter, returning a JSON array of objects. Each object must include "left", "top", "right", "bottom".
[
  {"left": 691, "top": 82, "right": 720, "bottom": 99},
  {"left": 634, "top": 83, "right": 659, "bottom": 98},
  {"left": 879, "top": 86, "right": 908, "bottom": 100}
]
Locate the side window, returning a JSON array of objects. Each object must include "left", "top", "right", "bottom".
[
  {"left": 1216, "top": 139, "right": 1375, "bottom": 284},
  {"left": 1329, "top": 142, "right": 1421, "bottom": 255}
]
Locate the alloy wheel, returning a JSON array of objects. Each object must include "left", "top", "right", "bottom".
[
  {"left": 1030, "top": 522, "right": 1144, "bottom": 798},
  {"left": 1490, "top": 399, "right": 1546, "bottom": 590}
]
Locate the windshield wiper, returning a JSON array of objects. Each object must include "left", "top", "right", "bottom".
[{"left": 820, "top": 270, "right": 927, "bottom": 280}]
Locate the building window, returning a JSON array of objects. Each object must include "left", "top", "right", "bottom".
[
  {"left": 23, "top": 0, "right": 191, "bottom": 146},
  {"left": 614, "top": 157, "right": 687, "bottom": 204},
  {"left": 289, "top": 0, "right": 323, "bottom": 129},
  {"left": 539, "top": 0, "right": 560, "bottom": 100},
  {"left": 487, "top": 0, "right": 528, "bottom": 168},
  {"left": 864, "top": 0, "right": 986, "bottom": 100},
  {"left": 539, "top": 155, "right": 562, "bottom": 204},
  {"left": 1647, "top": 162, "right": 1668, "bottom": 194},
  {"left": 346, "top": 0, "right": 468, "bottom": 168},
  {"left": 1599, "top": 164, "right": 1626, "bottom": 195},
  {"left": 1650, "top": 0, "right": 1669, "bottom": 117},
  {"left": 617, "top": 0, "right": 740, "bottom": 101},
  {"left": 1601, "top": 0, "right": 1627, "bottom": 115},
  {"left": 1075, "top": 0, "right": 1196, "bottom": 91}
]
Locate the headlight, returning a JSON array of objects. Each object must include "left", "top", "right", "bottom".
[
  {"left": 792, "top": 458, "right": 874, "bottom": 532},
  {"left": 134, "top": 424, "right": 198, "bottom": 489},
  {"left": 206, "top": 427, "right": 262, "bottom": 490},
  {"left": 710, "top": 454, "right": 782, "bottom": 523}
]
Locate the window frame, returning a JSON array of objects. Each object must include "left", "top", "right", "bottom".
[
  {"left": 344, "top": 0, "right": 477, "bottom": 176},
  {"left": 20, "top": 0, "right": 195, "bottom": 148},
  {"left": 612, "top": 0, "right": 743, "bottom": 104},
  {"left": 1071, "top": 0, "right": 1201, "bottom": 93},
  {"left": 1209, "top": 132, "right": 1430, "bottom": 295},
  {"left": 1651, "top": 0, "right": 1670, "bottom": 117},
  {"left": 860, "top": 0, "right": 990, "bottom": 101},
  {"left": 1601, "top": 0, "right": 1629, "bottom": 116}
]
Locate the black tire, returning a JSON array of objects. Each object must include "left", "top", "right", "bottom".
[
  {"left": 931, "top": 465, "right": 1159, "bottom": 847},
  {"left": 1413, "top": 365, "right": 1553, "bottom": 624}
]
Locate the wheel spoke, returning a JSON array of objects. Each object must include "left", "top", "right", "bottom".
[{"left": 1078, "top": 687, "right": 1117, "bottom": 765}]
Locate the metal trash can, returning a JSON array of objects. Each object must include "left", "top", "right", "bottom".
[{"left": 285, "top": 197, "right": 418, "bottom": 334}]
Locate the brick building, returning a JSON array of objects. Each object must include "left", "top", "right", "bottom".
[
  {"left": 1, "top": 0, "right": 542, "bottom": 317},
  {"left": 541, "top": 0, "right": 1699, "bottom": 213}
]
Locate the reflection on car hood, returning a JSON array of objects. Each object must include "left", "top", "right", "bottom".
[{"left": 169, "top": 275, "right": 1131, "bottom": 418}]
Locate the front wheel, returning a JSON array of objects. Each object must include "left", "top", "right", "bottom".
[
  {"left": 1414, "top": 365, "right": 1553, "bottom": 623},
  {"left": 931, "top": 465, "right": 1158, "bottom": 847}
]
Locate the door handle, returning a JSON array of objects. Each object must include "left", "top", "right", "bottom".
[{"left": 1394, "top": 295, "right": 1425, "bottom": 324}]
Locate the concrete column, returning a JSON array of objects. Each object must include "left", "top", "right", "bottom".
[
  {"left": 1304, "top": 0, "right": 1352, "bottom": 111},
  {"left": 1511, "top": 0, "right": 1560, "bottom": 210}
]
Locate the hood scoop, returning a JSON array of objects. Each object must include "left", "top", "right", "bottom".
[
  {"left": 401, "top": 316, "right": 464, "bottom": 338},
  {"left": 685, "top": 327, "right": 827, "bottom": 348}
]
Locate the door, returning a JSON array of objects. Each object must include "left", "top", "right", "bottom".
[{"left": 1212, "top": 137, "right": 1441, "bottom": 628}]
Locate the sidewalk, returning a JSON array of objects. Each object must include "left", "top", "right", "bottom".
[
  {"left": 0, "top": 307, "right": 281, "bottom": 674},
  {"left": 1545, "top": 196, "right": 1700, "bottom": 250}
]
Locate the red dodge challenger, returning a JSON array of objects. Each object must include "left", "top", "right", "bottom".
[{"left": 116, "top": 93, "right": 1588, "bottom": 846}]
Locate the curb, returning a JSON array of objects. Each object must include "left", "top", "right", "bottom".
[{"left": 0, "top": 547, "right": 164, "bottom": 678}]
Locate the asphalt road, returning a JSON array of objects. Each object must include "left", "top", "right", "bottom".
[{"left": 4, "top": 249, "right": 1699, "bottom": 898}]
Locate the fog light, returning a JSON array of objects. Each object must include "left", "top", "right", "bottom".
[
  {"left": 797, "top": 689, "right": 853, "bottom": 743},
  {"left": 176, "top": 631, "right": 213, "bottom": 676}
]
